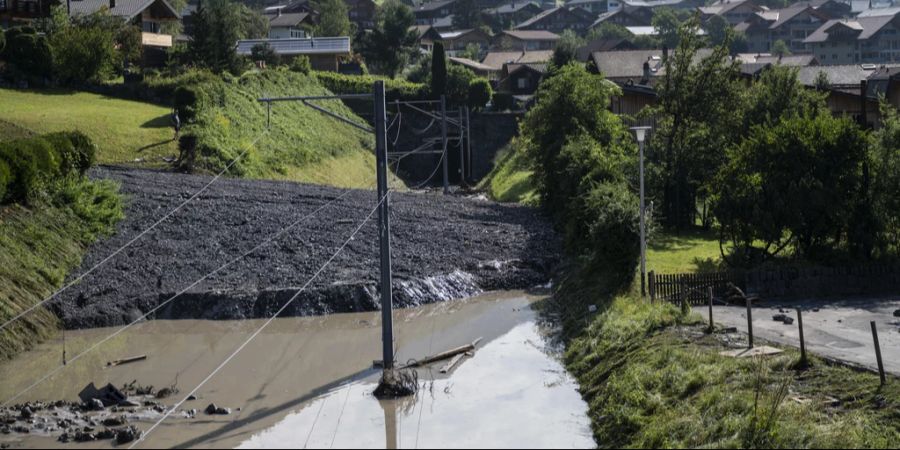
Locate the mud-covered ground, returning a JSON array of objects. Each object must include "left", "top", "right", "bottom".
[{"left": 50, "top": 167, "right": 559, "bottom": 329}]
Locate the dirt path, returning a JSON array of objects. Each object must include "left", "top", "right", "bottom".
[{"left": 50, "top": 167, "right": 558, "bottom": 329}]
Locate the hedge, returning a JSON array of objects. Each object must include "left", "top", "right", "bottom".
[
  {"left": 0, "top": 132, "right": 96, "bottom": 204},
  {"left": 313, "top": 71, "right": 427, "bottom": 100}
]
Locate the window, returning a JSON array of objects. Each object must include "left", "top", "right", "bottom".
[
  {"left": 517, "top": 77, "right": 528, "bottom": 89},
  {"left": 0, "top": 0, "right": 6, "bottom": 11}
]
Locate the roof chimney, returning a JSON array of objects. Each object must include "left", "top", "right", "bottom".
[
  {"left": 110, "top": 0, "right": 116, "bottom": 8},
  {"left": 642, "top": 60, "right": 651, "bottom": 84}
]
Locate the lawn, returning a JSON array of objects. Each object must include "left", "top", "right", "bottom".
[
  {"left": 0, "top": 89, "right": 179, "bottom": 165},
  {"left": 647, "top": 228, "right": 724, "bottom": 274}
]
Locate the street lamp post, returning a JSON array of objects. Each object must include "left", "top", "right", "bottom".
[{"left": 631, "top": 126, "right": 651, "bottom": 298}]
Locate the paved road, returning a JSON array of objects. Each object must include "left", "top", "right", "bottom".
[{"left": 707, "top": 296, "right": 900, "bottom": 375}]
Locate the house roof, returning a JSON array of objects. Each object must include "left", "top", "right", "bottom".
[
  {"left": 796, "top": 64, "right": 879, "bottom": 87},
  {"left": 735, "top": 53, "right": 819, "bottom": 66},
  {"left": 857, "top": 6, "right": 900, "bottom": 17},
  {"left": 68, "top": 0, "right": 181, "bottom": 20},
  {"left": 590, "top": 48, "right": 715, "bottom": 80},
  {"left": 803, "top": 14, "right": 897, "bottom": 42},
  {"left": 699, "top": 0, "right": 758, "bottom": 16},
  {"left": 449, "top": 56, "right": 499, "bottom": 72},
  {"left": 410, "top": 24, "right": 442, "bottom": 40},
  {"left": 236, "top": 37, "right": 351, "bottom": 56},
  {"left": 267, "top": 12, "right": 312, "bottom": 28},
  {"left": 487, "top": 1, "right": 541, "bottom": 14},
  {"left": 439, "top": 29, "right": 490, "bottom": 40},
  {"left": 416, "top": 0, "right": 457, "bottom": 12},
  {"left": 500, "top": 29, "right": 561, "bottom": 41},
  {"left": 481, "top": 50, "right": 553, "bottom": 70},
  {"left": 768, "top": 5, "right": 827, "bottom": 30},
  {"left": 514, "top": 6, "right": 593, "bottom": 29},
  {"left": 577, "top": 37, "right": 637, "bottom": 60},
  {"left": 505, "top": 62, "right": 548, "bottom": 75}
]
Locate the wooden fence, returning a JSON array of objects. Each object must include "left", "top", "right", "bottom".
[{"left": 649, "top": 271, "right": 742, "bottom": 305}]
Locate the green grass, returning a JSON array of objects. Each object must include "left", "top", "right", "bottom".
[
  {"left": 0, "top": 178, "right": 124, "bottom": 360},
  {"left": 563, "top": 295, "right": 900, "bottom": 448},
  {"left": 0, "top": 119, "right": 36, "bottom": 142},
  {"left": 0, "top": 89, "right": 180, "bottom": 165},
  {"left": 647, "top": 228, "right": 724, "bottom": 274},
  {"left": 477, "top": 140, "right": 539, "bottom": 204}
]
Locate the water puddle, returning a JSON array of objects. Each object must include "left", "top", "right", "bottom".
[{"left": 0, "top": 290, "right": 593, "bottom": 449}]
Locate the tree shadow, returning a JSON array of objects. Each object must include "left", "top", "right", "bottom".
[
  {"left": 693, "top": 256, "right": 725, "bottom": 273},
  {"left": 141, "top": 114, "right": 172, "bottom": 129},
  {"left": 137, "top": 139, "right": 174, "bottom": 153}
]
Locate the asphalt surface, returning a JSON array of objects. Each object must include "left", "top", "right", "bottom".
[
  {"left": 50, "top": 167, "right": 559, "bottom": 329},
  {"left": 708, "top": 296, "right": 900, "bottom": 375}
]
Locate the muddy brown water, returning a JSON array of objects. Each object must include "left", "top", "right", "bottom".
[{"left": 0, "top": 291, "right": 594, "bottom": 449}]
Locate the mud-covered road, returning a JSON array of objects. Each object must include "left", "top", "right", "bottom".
[{"left": 51, "top": 167, "right": 559, "bottom": 329}]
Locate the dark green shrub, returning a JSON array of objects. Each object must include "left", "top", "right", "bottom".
[
  {"left": 572, "top": 181, "right": 641, "bottom": 289},
  {"left": 313, "top": 71, "right": 427, "bottom": 99},
  {"left": 290, "top": 55, "right": 312, "bottom": 75},
  {"left": 492, "top": 92, "right": 514, "bottom": 111},
  {"left": 43, "top": 131, "right": 96, "bottom": 176},
  {"left": 0, "top": 137, "right": 58, "bottom": 203},
  {"left": 0, "top": 159, "right": 10, "bottom": 203},
  {"left": 467, "top": 78, "right": 492, "bottom": 110},
  {"left": 3, "top": 27, "right": 53, "bottom": 79}
]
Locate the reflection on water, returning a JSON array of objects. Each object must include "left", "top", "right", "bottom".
[{"left": 237, "top": 322, "right": 595, "bottom": 449}]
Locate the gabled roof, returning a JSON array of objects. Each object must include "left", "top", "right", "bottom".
[
  {"left": 487, "top": 1, "right": 542, "bottom": 14},
  {"left": 500, "top": 29, "right": 561, "bottom": 41},
  {"left": 68, "top": 0, "right": 181, "bottom": 20},
  {"left": 735, "top": 53, "right": 819, "bottom": 66},
  {"left": 699, "top": 0, "right": 759, "bottom": 16},
  {"left": 768, "top": 5, "right": 828, "bottom": 30},
  {"left": 439, "top": 28, "right": 491, "bottom": 40},
  {"left": 857, "top": 6, "right": 900, "bottom": 17},
  {"left": 514, "top": 6, "right": 593, "bottom": 29},
  {"left": 410, "top": 24, "right": 442, "bottom": 40},
  {"left": 416, "top": 0, "right": 457, "bottom": 12},
  {"left": 796, "top": 64, "right": 880, "bottom": 87},
  {"left": 481, "top": 50, "right": 553, "bottom": 70},
  {"left": 236, "top": 37, "right": 351, "bottom": 56},
  {"left": 577, "top": 37, "right": 638, "bottom": 61},
  {"left": 804, "top": 14, "right": 898, "bottom": 43},
  {"left": 267, "top": 12, "right": 312, "bottom": 28},
  {"left": 449, "top": 56, "right": 499, "bottom": 72},
  {"left": 590, "top": 48, "right": 715, "bottom": 80}
]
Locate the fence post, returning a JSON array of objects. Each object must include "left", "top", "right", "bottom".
[
  {"left": 648, "top": 271, "right": 655, "bottom": 302},
  {"left": 871, "top": 321, "right": 886, "bottom": 385},
  {"left": 746, "top": 296, "right": 754, "bottom": 349},
  {"left": 707, "top": 287, "right": 714, "bottom": 333},
  {"left": 797, "top": 308, "right": 807, "bottom": 368}
]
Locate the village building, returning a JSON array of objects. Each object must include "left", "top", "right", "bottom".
[
  {"left": 513, "top": 6, "right": 595, "bottom": 34},
  {"left": 803, "top": 11, "right": 900, "bottom": 64},
  {"left": 493, "top": 29, "right": 560, "bottom": 51},
  {"left": 236, "top": 36, "right": 351, "bottom": 72}
]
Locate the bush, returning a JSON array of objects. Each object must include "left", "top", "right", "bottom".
[
  {"left": 2, "top": 27, "right": 54, "bottom": 80},
  {"left": 0, "top": 159, "right": 10, "bottom": 203},
  {"left": 51, "top": 24, "right": 119, "bottom": 84},
  {"left": 290, "top": 55, "right": 312, "bottom": 75},
  {"left": 250, "top": 43, "right": 280, "bottom": 67},
  {"left": 492, "top": 92, "right": 514, "bottom": 111},
  {"left": 467, "top": 77, "right": 492, "bottom": 110},
  {"left": 0, "top": 137, "right": 58, "bottom": 202},
  {"left": 313, "top": 70, "right": 426, "bottom": 99},
  {"left": 445, "top": 64, "right": 476, "bottom": 107},
  {"left": 576, "top": 182, "right": 641, "bottom": 288},
  {"left": 42, "top": 131, "right": 96, "bottom": 175}
]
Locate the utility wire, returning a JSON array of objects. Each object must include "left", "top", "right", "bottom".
[
  {"left": 0, "top": 131, "right": 269, "bottom": 334},
  {"left": 1, "top": 188, "right": 350, "bottom": 407},
  {"left": 129, "top": 191, "right": 389, "bottom": 449}
]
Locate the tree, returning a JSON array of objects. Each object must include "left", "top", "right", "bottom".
[
  {"left": 188, "top": 0, "right": 258, "bottom": 74},
  {"left": 869, "top": 103, "right": 900, "bottom": 256},
  {"left": 251, "top": 43, "right": 280, "bottom": 67},
  {"left": 445, "top": 64, "right": 476, "bottom": 106},
  {"left": 552, "top": 30, "right": 585, "bottom": 69},
  {"left": 814, "top": 70, "right": 830, "bottom": 91},
  {"left": 452, "top": 0, "right": 482, "bottom": 29},
  {"left": 431, "top": 41, "right": 447, "bottom": 97},
  {"left": 646, "top": 17, "right": 743, "bottom": 229},
  {"left": 712, "top": 114, "right": 868, "bottom": 264},
  {"left": 467, "top": 77, "right": 492, "bottom": 109},
  {"left": 586, "top": 22, "right": 633, "bottom": 42},
  {"left": 315, "top": 0, "right": 352, "bottom": 37},
  {"left": 2, "top": 27, "right": 54, "bottom": 81},
  {"left": 771, "top": 39, "right": 791, "bottom": 56},
  {"left": 651, "top": 8, "right": 689, "bottom": 49},
  {"left": 357, "top": 0, "right": 417, "bottom": 77},
  {"left": 52, "top": 24, "right": 118, "bottom": 83},
  {"left": 740, "top": 66, "right": 826, "bottom": 136}
]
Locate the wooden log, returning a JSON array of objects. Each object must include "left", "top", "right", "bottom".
[
  {"left": 107, "top": 355, "right": 147, "bottom": 367},
  {"left": 439, "top": 354, "right": 465, "bottom": 374},
  {"left": 402, "top": 338, "right": 482, "bottom": 369}
]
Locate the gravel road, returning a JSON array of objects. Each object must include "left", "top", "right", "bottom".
[{"left": 50, "top": 167, "right": 559, "bottom": 329}]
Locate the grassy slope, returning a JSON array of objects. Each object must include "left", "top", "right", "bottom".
[
  {"left": 476, "top": 141, "right": 538, "bottom": 204},
  {"left": 0, "top": 89, "right": 180, "bottom": 165},
  {"left": 565, "top": 297, "right": 900, "bottom": 448},
  {"left": 0, "top": 179, "right": 124, "bottom": 360}
]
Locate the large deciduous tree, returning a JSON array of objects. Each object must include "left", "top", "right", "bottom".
[
  {"left": 315, "top": 0, "right": 353, "bottom": 37},
  {"left": 357, "top": 0, "right": 418, "bottom": 78}
]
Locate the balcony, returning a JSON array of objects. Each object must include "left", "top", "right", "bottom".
[{"left": 141, "top": 32, "right": 173, "bottom": 48}]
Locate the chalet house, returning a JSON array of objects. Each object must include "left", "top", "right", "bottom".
[
  {"left": 590, "top": 6, "right": 654, "bottom": 28},
  {"left": 482, "top": 1, "right": 544, "bottom": 30},
  {"left": 734, "top": 5, "right": 832, "bottom": 54},
  {"left": 493, "top": 29, "right": 560, "bottom": 51},
  {"left": 514, "top": 6, "right": 595, "bottom": 34},
  {"left": 590, "top": 47, "right": 714, "bottom": 85},
  {"left": 803, "top": 11, "right": 900, "bottom": 64},
  {"left": 410, "top": 24, "right": 443, "bottom": 52},
  {"left": 345, "top": 0, "right": 376, "bottom": 30},
  {"left": 497, "top": 62, "right": 546, "bottom": 97},
  {"left": 236, "top": 37, "right": 351, "bottom": 71},
  {"left": 439, "top": 28, "right": 493, "bottom": 55},
  {"left": 806, "top": 0, "right": 852, "bottom": 19},
  {"left": 414, "top": 0, "right": 457, "bottom": 25},
  {"left": 266, "top": 10, "right": 317, "bottom": 38},
  {"left": 796, "top": 63, "right": 900, "bottom": 127},
  {"left": 449, "top": 56, "right": 499, "bottom": 78},
  {"left": 698, "top": 0, "right": 764, "bottom": 25}
]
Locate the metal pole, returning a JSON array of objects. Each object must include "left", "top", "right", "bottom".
[
  {"left": 797, "top": 308, "right": 807, "bottom": 368},
  {"left": 746, "top": 297, "right": 753, "bottom": 349},
  {"left": 639, "top": 139, "right": 647, "bottom": 297},
  {"left": 374, "top": 81, "right": 394, "bottom": 371},
  {"left": 458, "top": 107, "right": 465, "bottom": 184},
  {"left": 707, "top": 287, "right": 714, "bottom": 333},
  {"left": 441, "top": 95, "right": 449, "bottom": 195},
  {"left": 266, "top": 102, "right": 271, "bottom": 129},
  {"left": 871, "top": 321, "right": 886, "bottom": 385}
]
